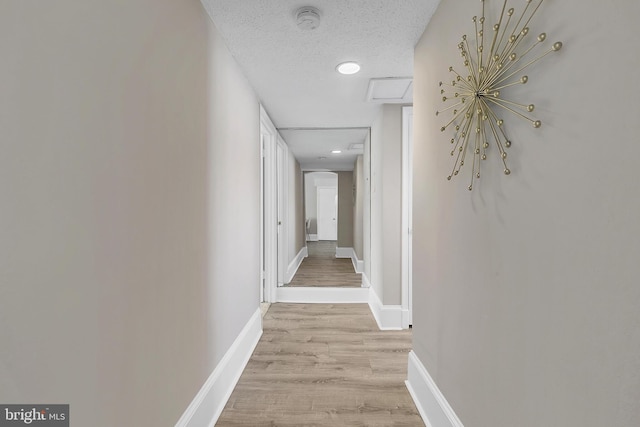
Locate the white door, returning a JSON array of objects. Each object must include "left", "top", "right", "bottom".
[
  {"left": 276, "top": 140, "right": 286, "bottom": 286},
  {"left": 260, "top": 106, "right": 278, "bottom": 303},
  {"left": 317, "top": 186, "right": 337, "bottom": 241}
]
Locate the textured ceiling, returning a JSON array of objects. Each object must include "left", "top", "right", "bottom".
[
  {"left": 279, "top": 128, "right": 368, "bottom": 171},
  {"left": 201, "top": 0, "right": 440, "bottom": 169}
]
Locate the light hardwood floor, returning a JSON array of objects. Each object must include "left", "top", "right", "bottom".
[
  {"left": 286, "top": 241, "right": 362, "bottom": 287},
  {"left": 216, "top": 303, "right": 424, "bottom": 426}
]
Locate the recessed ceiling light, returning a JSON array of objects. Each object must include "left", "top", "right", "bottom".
[
  {"left": 336, "top": 62, "right": 360, "bottom": 75},
  {"left": 318, "top": 156, "right": 327, "bottom": 160},
  {"left": 331, "top": 150, "right": 342, "bottom": 154}
]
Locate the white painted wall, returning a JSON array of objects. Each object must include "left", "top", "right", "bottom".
[
  {"left": 412, "top": 0, "right": 640, "bottom": 426},
  {"left": 0, "top": 1, "right": 260, "bottom": 425}
]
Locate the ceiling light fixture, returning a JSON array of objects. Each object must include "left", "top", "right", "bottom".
[
  {"left": 336, "top": 62, "right": 360, "bottom": 75},
  {"left": 331, "top": 150, "right": 342, "bottom": 154}
]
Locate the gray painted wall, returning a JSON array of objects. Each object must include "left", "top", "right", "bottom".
[
  {"left": 353, "top": 155, "right": 365, "bottom": 260},
  {"left": 370, "top": 104, "right": 404, "bottom": 304},
  {"left": 364, "top": 132, "right": 372, "bottom": 279},
  {"left": 337, "top": 172, "right": 354, "bottom": 248},
  {"left": 287, "top": 150, "right": 305, "bottom": 263},
  {"left": 412, "top": 0, "right": 640, "bottom": 425},
  {"left": 294, "top": 161, "right": 306, "bottom": 254},
  {"left": 0, "top": 1, "right": 260, "bottom": 425}
]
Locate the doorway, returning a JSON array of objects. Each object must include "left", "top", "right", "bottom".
[
  {"left": 265, "top": 127, "right": 370, "bottom": 303},
  {"left": 303, "top": 172, "right": 338, "bottom": 242}
]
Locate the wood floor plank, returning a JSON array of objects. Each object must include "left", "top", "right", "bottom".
[
  {"left": 286, "top": 241, "right": 362, "bottom": 287},
  {"left": 215, "top": 303, "right": 424, "bottom": 427}
]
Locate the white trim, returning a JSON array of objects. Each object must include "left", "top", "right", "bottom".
[
  {"left": 401, "top": 105, "right": 414, "bottom": 327},
  {"left": 285, "top": 246, "right": 308, "bottom": 283},
  {"left": 401, "top": 308, "right": 411, "bottom": 330},
  {"left": 276, "top": 137, "right": 288, "bottom": 287},
  {"left": 351, "top": 251, "right": 364, "bottom": 274},
  {"left": 175, "top": 308, "right": 263, "bottom": 427},
  {"left": 361, "top": 273, "right": 372, "bottom": 288},
  {"left": 307, "top": 234, "right": 318, "bottom": 242},
  {"left": 367, "top": 286, "right": 404, "bottom": 330},
  {"left": 335, "top": 247, "right": 352, "bottom": 259},
  {"left": 260, "top": 106, "right": 278, "bottom": 303},
  {"left": 276, "top": 286, "right": 369, "bottom": 303},
  {"left": 260, "top": 132, "right": 264, "bottom": 303},
  {"left": 336, "top": 247, "right": 364, "bottom": 274},
  {"left": 406, "top": 351, "right": 464, "bottom": 427}
]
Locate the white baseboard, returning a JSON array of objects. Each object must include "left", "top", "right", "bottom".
[
  {"left": 335, "top": 247, "right": 352, "bottom": 259},
  {"left": 361, "top": 273, "right": 371, "bottom": 288},
  {"left": 335, "top": 247, "right": 364, "bottom": 274},
  {"left": 174, "top": 308, "right": 262, "bottom": 427},
  {"left": 401, "top": 308, "right": 411, "bottom": 330},
  {"left": 354, "top": 258, "right": 364, "bottom": 274},
  {"left": 307, "top": 234, "right": 318, "bottom": 242},
  {"left": 276, "top": 286, "right": 369, "bottom": 303},
  {"left": 406, "top": 351, "right": 464, "bottom": 427},
  {"left": 285, "top": 246, "right": 308, "bottom": 283},
  {"left": 367, "top": 286, "right": 404, "bottom": 330}
]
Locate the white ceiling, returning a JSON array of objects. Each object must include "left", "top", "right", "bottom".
[
  {"left": 279, "top": 127, "right": 368, "bottom": 171},
  {"left": 201, "top": 0, "right": 440, "bottom": 170}
]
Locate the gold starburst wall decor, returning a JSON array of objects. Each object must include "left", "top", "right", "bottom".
[{"left": 437, "top": 0, "right": 563, "bottom": 190}]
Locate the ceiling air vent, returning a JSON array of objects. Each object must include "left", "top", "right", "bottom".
[{"left": 366, "top": 77, "right": 413, "bottom": 103}]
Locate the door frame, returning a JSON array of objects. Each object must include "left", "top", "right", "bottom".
[
  {"left": 260, "top": 132, "right": 265, "bottom": 303},
  {"left": 260, "top": 106, "right": 278, "bottom": 303},
  {"left": 276, "top": 136, "right": 288, "bottom": 287},
  {"left": 401, "top": 105, "right": 413, "bottom": 328}
]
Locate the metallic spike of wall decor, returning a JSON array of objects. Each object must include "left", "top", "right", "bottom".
[{"left": 438, "top": 0, "right": 562, "bottom": 190}]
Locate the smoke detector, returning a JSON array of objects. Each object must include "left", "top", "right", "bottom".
[{"left": 295, "top": 6, "right": 321, "bottom": 30}]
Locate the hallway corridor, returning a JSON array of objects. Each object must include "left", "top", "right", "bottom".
[
  {"left": 286, "top": 242, "right": 362, "bottom": 287},
  {"left": 216, "top": 303, "right": 423, "bottom": 426}
]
